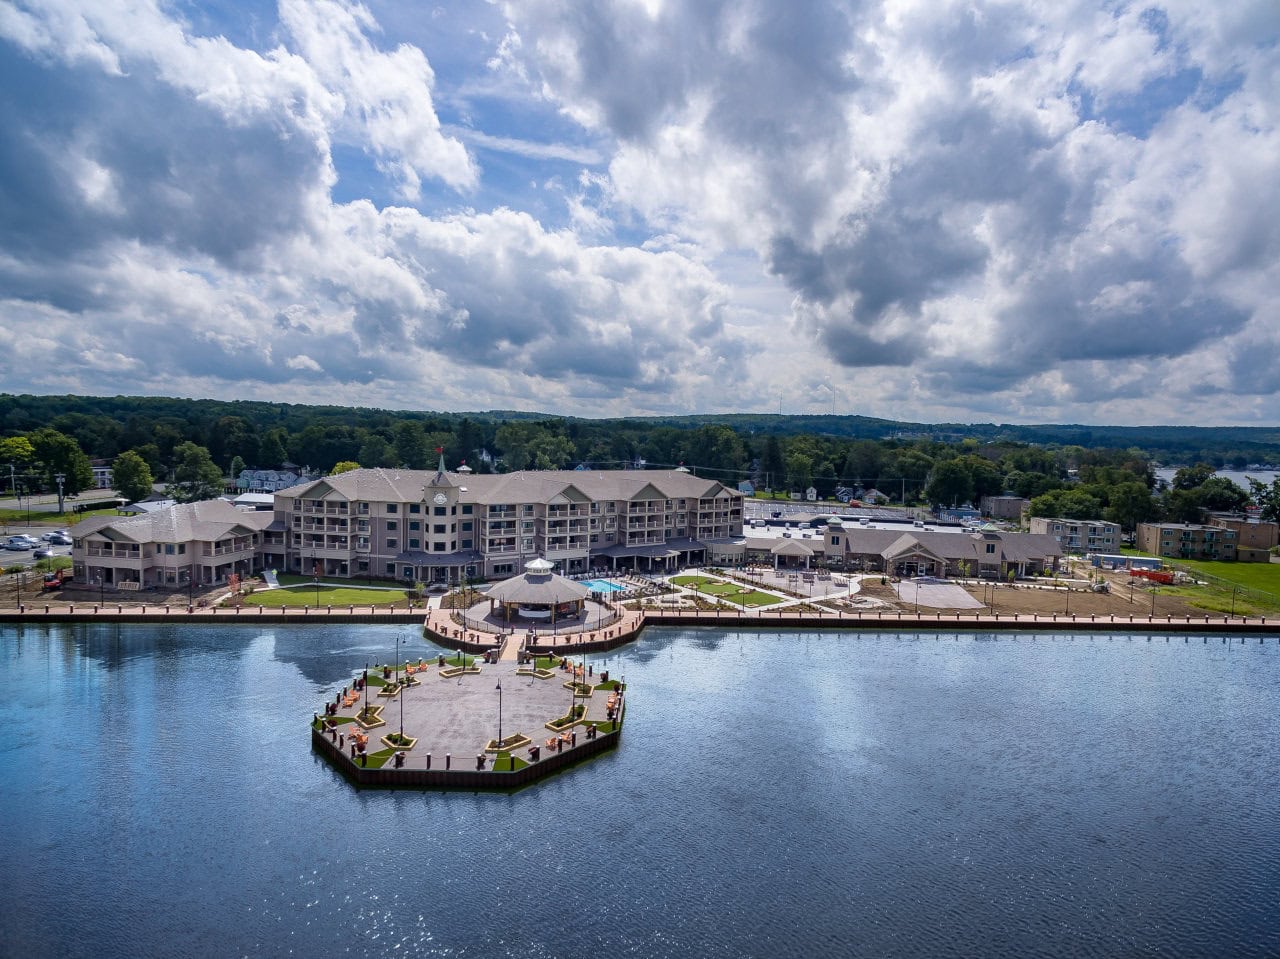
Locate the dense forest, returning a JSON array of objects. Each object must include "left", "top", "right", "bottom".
[{"left": 3, "top": 393, "right": 1280, "bottom": 529}]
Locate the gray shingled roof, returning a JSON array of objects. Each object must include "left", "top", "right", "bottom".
[
  {"left": 73, "top": 499, "right": 273, "bottom": 544},
  {"left": 279, "top": 467, "right": 738, "bottom": 505},
  {"left": 485, "top": 568, "right": 590, "bottom": 604}
]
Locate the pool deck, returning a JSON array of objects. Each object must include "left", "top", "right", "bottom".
[{"left": 312, "top": 656, "right": 625, "bottom": 788}]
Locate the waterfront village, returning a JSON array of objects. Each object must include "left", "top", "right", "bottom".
[{"left": 9, "top": 459, "right": 1280, "bottom": 787}]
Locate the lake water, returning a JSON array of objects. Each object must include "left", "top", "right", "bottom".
[
  {"left": 2, "top": 623, "right": 1279, "bottom": 958},
  {"left": 1155, "top": 468, "right": 1278, "bottom": 491}
]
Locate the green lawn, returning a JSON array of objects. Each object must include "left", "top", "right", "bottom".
[
  {"left": 0, "top": 507, "right": 119, "bottom": 525},
  {"left": 1166, "top": 556, "right": 1280, "bottom": 594},
  {"left": 275, "top": 573, "right": 406, "bottom": 589},
  {"left": 242, "top": 584, "right": 412, "bottom": 607},
  {"left": 670, "top": 574, "right": 784, "bottom": 607}
]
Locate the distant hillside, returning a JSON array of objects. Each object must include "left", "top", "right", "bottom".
[{"left": 3, "top": 393, "right": 1279, "bottom": 465}]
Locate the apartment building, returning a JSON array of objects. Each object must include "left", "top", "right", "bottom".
[
  {"left": 979, "top": 495, "right": 1029, "bottom": 521},
  {"left": 72, "top": 498, "right": 272, "bottom": 589},
  {"left": 276, "top": 465, "right": 744, "bottom": 584},
  {"left": 1135, "top": 522, "right": 1237, "bottom": 561},
  {"left": 1203, "top": 513, "right": 1279, "bottom": 551},
  {"left": 1028, "top": 517, "right": 1120, "bottom": 553}
]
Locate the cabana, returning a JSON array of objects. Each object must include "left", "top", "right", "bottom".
[{"left": 484, "top": 557, "right": 591, "bottom": 625}]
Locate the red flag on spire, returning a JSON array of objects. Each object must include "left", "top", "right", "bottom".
[{"left": 435, "top": 446, "right": 444, "bottom": 454}]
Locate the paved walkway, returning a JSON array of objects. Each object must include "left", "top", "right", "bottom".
[{"left": 318, "top": 657, "right": 622, "bottom": 772}]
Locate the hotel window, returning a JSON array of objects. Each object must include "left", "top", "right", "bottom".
[
  {"left": 385, "top": 563, "right": 395, "bottom": 575},
  {"left": 522, "top": 538, "right": 534, "bottom": 550},
  {"left": 461, "top": 521, "right": 472, "bottom": 532},
  {"left": 409, "top": 521, "right": 420, "bottom": 531},
  {"left": 434, "top": 524, "right": 446, "bottom": 534},
  {"left": 523, "top": 505, "right": 534, "bottom": 515},
  {"left": 386, "top": 504, "right": 398, "bottom": 513},
  {"left": 986, "top": 543, "right": 995, "bottom": 554},
  {"left": 434, "top": 507, "right": 446, "bottom": 516},
  {"left": 409, "top": 539, "right": 420, "bottom": 549},
  {"left": 386, "top": 521, "right": 397, "bottom": 531},
  {"left": 462, "top": 505, "right": 473, "bottom": 515},
  {"left": 409, "top": 503, "right": 420, "bottom": 514},
  {"left": 433, "top": 543, "right": 446, "bottom": 552},
  {"left": 387, "top": 538, "right": 398, "bottom": 549}
]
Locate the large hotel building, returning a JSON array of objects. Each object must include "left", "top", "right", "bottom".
[{"left": 269, "top": 464, "right": 744, "bottom": 584}]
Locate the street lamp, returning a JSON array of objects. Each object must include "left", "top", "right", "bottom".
[
  {"left": 54, "top": 472, "right": 66, "bottom": 518},
  {"left": 1231, "top": 586, "right": 1239, "bottom": 618},
  {"left": 496, "top": 680, "right": 504, "bottom": 750},
  {"left": 312, "top": 553, "right": 320, "bottom": 607},
  {"left": 398, "top": 636, "right": 406, "bottom": 738}
]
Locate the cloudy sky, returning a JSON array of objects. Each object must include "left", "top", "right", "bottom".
[{"left": 1, "top": 1, "right": 1277, "bottom": 425}]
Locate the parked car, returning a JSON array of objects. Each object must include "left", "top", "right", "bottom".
[
  {"left": 48, "top": 533, "right": 72, "bottom": 545},
  {"left": 5, "top": 536, "right": 38, "bottom": 550},
  {"left": 33, "top": 548, "right": 53, "bottom": 559}
]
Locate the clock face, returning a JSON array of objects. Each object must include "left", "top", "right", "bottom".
[{"left": 433, "top": 492, "right": 448, "bottom": 505}]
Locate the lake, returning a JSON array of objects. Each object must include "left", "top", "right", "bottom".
[
  {"left": 2, "top": 622, "right": 1279, "bottom": 958},
  {"left": 1155, "top": 468, "right": 1278, "bottom": 491}
]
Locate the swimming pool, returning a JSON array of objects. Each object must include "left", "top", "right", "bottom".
[{"left": 581, "top": 578, "right": 625, "bottom": 593}]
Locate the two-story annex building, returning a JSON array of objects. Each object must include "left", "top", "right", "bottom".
[
  {"left": 276, "top": 465, "right": 745, "bottom": 584},
  {"left": 72, "top": 498, "right": 272, "bottom": 591}
]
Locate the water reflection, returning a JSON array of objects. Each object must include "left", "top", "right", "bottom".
[{"left": 1, "top": 623, "right": 1278, "bottom": 959}]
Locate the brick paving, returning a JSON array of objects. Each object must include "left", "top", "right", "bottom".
[{"left": 317, "top": 657, "right": 622, "bottom": 772}]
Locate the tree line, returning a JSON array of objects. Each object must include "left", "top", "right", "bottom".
[{"left": 1, "top": 393, "right": 1277, "bottom": 534}]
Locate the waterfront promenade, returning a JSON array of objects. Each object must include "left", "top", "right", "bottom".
[{"left": 1, "top": 599, "right": 1277, "bottom": 636}]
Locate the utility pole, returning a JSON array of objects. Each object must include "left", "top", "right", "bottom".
[{"left": 55, "top": 472, "right": 66, "bottom": 518}]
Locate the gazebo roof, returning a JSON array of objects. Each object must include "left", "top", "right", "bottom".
[{"left": 485, "top": 560, "right": 590, "bottom": 605}]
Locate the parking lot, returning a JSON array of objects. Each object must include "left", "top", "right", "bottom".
[{"left": 1, "top": 527, "right": 72, "bottom": 569}]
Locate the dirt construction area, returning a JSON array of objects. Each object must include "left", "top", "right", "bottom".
[{"left": 857, "top": 570, "right": 1205, "bottom": 619}]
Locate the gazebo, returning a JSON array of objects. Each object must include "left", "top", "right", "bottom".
[{"left": 484, "top": 558, "right": 591, "bottom": 625}]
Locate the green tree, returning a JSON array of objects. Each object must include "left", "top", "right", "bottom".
[
  {"left": 1104, "top": 481, "right": 1158, "bottom": 533},
  {"left": 1172, "top": 462, "right": 1215, "bottom": 490},
  {"left": 168, "top": 441, "right": 225, "bottom": 502},
  {"left": 1194, "top": 476, "right": 1249, "bottom": 512},
  {"left": 1029, "top": 489, "right": 1103, "bottom": 520},
  {"left": 761, "top": 435, "right": 785, "bottom": 491},
  {"left": 330, "top": 460, "right": 360, "bottom": 475},
  {"left": 1161, "top": 488, "right": 1203, "bottom": 524},
  {"left": 925, "top": 459, "right": 975, "bottom": 507},
  {"left": 229, "top": 455, "right": 245, "bottom": 481},
  {"left": 0, "top": 435, "right": 35, "bottom": 471},
  {"left": 28, "top": 428, "right": 93, "bottom": 510},
  {"left": 1248, "top": 476, "right": 1280, "bottom": 524},
  {"left": 357, "top": 434, "right": 397, "bottom": 468},
  {"left": 528, "top": 434, "right": 577, "bottom": 470},
  {"left": 258, "top": 429, "right": 287, "bottom": 467},
  {"left": 784, "top": 452, "right": 814, "bottom": 493},
  {"left": 112, "top": 450, "right": 155, "bottom": 503}
]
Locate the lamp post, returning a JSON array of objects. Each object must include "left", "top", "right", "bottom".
[
  {"left": 1231, "top": 586, "right": 1239, "bottom": 618},
  {"left": 398, "top": 637, "right": 406, "bottom": 738},
  {"left": 394, "top": 632, "right": 404, "bottom": 735},
  {"left": 496, "top": 680, "right": 503, "bottom": 750},
  {"left": 1150, "top": 585, "right": 1157, "bottom": 618},
  {"left": 312, "top": 552, "right": 320, "bottom": 608},
  {"left": 54, "top": 472, "right": 66, "bottom": 518}
]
